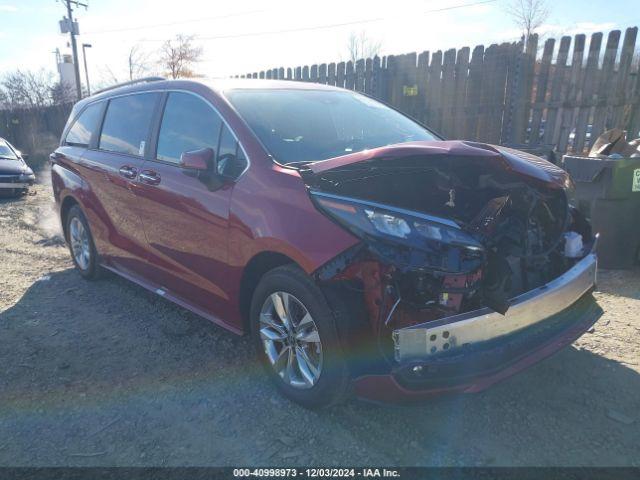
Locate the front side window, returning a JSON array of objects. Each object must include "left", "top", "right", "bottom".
[
  {"left": 157, "top": 92, "right": 222, "bottom": 165},
  {"left": 0, "top": 139, "right": 18, "bottom": 160},
  {"left": 217, "top": 125, "right": 247, "bottom": 178},
  {"left": 225, "top": 89, "right": 438, "bottom": 164},
  {"left": 65, "top": 102, "right": 103, "bottom": 147},
  {"left": 99, "top": 93, "right": 158, "bottom": 156}
]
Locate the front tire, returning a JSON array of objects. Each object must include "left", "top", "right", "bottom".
[
  {"left": 65, "top": 205, "right": 102, "bottom": 280},
  {"left": 250, "top": 265, "right": 350, "bottom": 408}
]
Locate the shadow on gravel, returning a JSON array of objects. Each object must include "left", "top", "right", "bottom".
[
  {"left": 0, "top": 193, "right": 28, "bottom": 203},
  {"left": 596, "top": 268, "right": 640, "bottom": 300},
  {"left": 1, "top": 269, "right": 639, "bottom": 466}
]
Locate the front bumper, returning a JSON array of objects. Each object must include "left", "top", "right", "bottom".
[
  {"left": 353, "top": 252, "right": 602, "bottom": 403},
  {"left": 394, "top": 252, "right": 597, "bottom": 361},
  {"left": 0, "top": 183, "right": 31, "bottom": 189},
  {"left": 0, "top": 174, "right": 34, "bottom": 189}
]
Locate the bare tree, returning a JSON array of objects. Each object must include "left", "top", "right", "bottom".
[
  {"left": 0, "top": 69, "right": 57, "bottom": 109},
  {"left": 0, "top": 89, "right": 9, "bottom": 110},
  {"left": 95, "top": 65, "right": 120, "bottom": 89},
  {"left": 505, "top": 0, "right": 550, "bottom": 45},
  {"left": 347, "top": 31, "right": 382, "bottom": 63},
  {"left": 128, "top": 44, "right": 150, "bottom": 80},
  {"left": 158, "top": 35, "right": 203, "bottom": 79},
  {"left": 50, "top": 81, "right": 76, "bottom": 105}
]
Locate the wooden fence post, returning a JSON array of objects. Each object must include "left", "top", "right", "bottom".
[
  {"left": 573, "top": 33, "right": 602, "bottom": 153},
  {"left": 364, "top": 58, "right": 373, "bottom": 95},
  {"left": 345, "top": 61, "right": 355, "bottom": 90},
  {"left": 612, "top": 27, "right": 638, "bottom": 129},
  {"left": 529, "top": 38, "right": 555, "bottom": 146},
  {"left": 426, "top": 51, "right": 442, "bottom": 130},
  {"left": 319, "top": 63, "right": 327, "bottom": 84},
  {"left": 372, "top": 56, "right": 382, "bottom": 100},
  {"left": 440, "top": 49, "right": 457, "bottom": 137},
  {"left": 355, "top": 59, "right": 365, "bottom": 92},
  {"left": 416, "top": 51, "right": 429, "bottom": 124},
  {"left": 543, "top": 36, "right": 571, "bottom": 146},
  {"left": 591, "top": 31, "right": 621, "bottom": 142},
  {"left": 327, "top": 63, "right": 336, "bottom": 86},
  {"left": 336, "top": 62, "right": 345, "bottom": 88}
]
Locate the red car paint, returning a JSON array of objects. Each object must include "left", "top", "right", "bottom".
[
  {"left": 309, "top": 140, "right": 570, "bottom": 188},
  {"left": 52, "top": 80, "right": 359, "bottom": 335},
  {"left": 51, "top": 79, "right": 593, "bottom": 403}
]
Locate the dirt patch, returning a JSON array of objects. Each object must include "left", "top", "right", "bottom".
[{"left": 0, "top": 181, "right": 639, "bottom": 466}]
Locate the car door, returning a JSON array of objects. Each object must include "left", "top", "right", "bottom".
[
  {"left": 133, "top": 91, "right": 247, "bottom": 318},
  {"left": 79, "top": 92, "right": 160, "bottom": 275}
]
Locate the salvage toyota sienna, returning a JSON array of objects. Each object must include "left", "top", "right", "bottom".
[{"left": 51, "top": 78, "right": 601, "bottom": 407}]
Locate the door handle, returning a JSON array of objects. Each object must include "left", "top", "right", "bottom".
[
  {"left": 118, "top": 165, "right": 138, "bottom": 179},
  {"left": 139, "top": 170, "right": 161, "bottom": 185}
]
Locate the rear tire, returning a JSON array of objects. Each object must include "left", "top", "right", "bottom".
[
  {"left": 250, "top": 264, "right": 350, "bottom": 408},
  {"left": 65, "top": 205, "right": 102, "bottom": 280}
]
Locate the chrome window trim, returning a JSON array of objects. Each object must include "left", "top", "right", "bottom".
[{"left": 85, "top": 88, "right": 251, "bottom": 181}]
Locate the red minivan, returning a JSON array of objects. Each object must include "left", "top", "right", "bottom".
[{"left": 51, "top": 78, "right": 601, "bottom": 407}]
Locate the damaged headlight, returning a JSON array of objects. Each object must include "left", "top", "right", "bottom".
[
  {"left": 364, "top": 210, "right": 411, "bottom": 238},
  {"left": 311, "top": 191, "right": 483, "bottom": 251}
]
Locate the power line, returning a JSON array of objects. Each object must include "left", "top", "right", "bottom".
[{"left": 89, "top": 0, "right": 498, "bottom": 43}]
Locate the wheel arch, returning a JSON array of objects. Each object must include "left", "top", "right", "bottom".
[
  {"left": 239, "top": 251, "right": 298, "bottom": 330},
  {"left": 60, "top": 194, "right": 81, "bottom": 240}
]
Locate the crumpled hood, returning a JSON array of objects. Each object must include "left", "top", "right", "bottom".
[
  {"left": 0, "top": 159, "right": 31, "bottom": 176},
  {"left": 307, "top": 140, "right": 569, "bottom": 188}
]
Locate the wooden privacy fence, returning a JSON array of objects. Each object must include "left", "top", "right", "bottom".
[{"left": 238, "top": 27, "right": 640, "bottom": 154}]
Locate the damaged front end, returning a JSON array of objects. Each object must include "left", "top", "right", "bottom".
[{"left": 302, "top": 141, "right": 602, "bottom": 392}]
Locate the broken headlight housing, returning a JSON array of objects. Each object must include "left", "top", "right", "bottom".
[{"left": 311, "top": 191, "right": 484, "bottom": 253}]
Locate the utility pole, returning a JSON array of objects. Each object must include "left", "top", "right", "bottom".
[
  {"left": 82, "top": 43, "right": 92, "bottom": 96},
  {"left": 63, "top": 0, "right": 87, "bottom": 100}
]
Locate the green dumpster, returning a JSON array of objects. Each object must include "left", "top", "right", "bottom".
[{"left": 562, "top": 155, "right": 640, "bottom": 269}]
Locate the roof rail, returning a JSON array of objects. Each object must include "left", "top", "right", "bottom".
[{"left": 93, "top": 76, "right": 166, "bottom": 96}]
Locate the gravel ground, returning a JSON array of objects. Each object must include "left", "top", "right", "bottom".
[{"left": 1, "top": 179, "right": 639, "bottom": 467}]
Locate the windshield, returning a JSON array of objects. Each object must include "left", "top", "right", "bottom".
[
  {"left": 0, "top": 140, "right": 18, "bottom": 160},
  {"left": 225, "top": 89, "right": 438, "bottom": 164}
]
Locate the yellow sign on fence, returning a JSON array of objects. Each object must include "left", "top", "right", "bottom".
[{"left": 403, "top": 85, "right": 418, "bottom": 97}]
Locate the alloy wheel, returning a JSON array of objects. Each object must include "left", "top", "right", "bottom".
[
  {"left": 69, "top": 216, "right": 91, "bottom": 270},
  {"left": 259, "top": 291, "right": 323, "bottom": 389}
]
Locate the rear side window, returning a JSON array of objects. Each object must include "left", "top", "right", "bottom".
[
  {"left": 99, "top": 93, "right": 158, "bottom": 156},
  {"left": 156, "top": 92, "right": 222, "bottom": 165},
  {"left": 65, "top": 102, "right": 103, "bottom": 147}
]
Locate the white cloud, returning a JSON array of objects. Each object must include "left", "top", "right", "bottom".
[{"left": 0, "top": 4, "right": 17, "bottom": 12}]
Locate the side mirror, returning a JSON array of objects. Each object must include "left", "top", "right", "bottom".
[{"left": 180, "top": 148, "right": 214, "bottom": 171}]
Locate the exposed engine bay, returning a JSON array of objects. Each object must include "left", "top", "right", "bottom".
[{"left": 299, "top": 142, "right": 596, "bottom": 367}]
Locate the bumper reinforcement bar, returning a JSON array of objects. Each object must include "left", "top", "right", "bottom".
[{"left": 393, "top": 251, "right": 598, "bottom": 361}]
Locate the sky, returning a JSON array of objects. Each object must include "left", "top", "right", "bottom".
[{"left": 0, "top": 0, "right": 638, "bottom": 89}]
